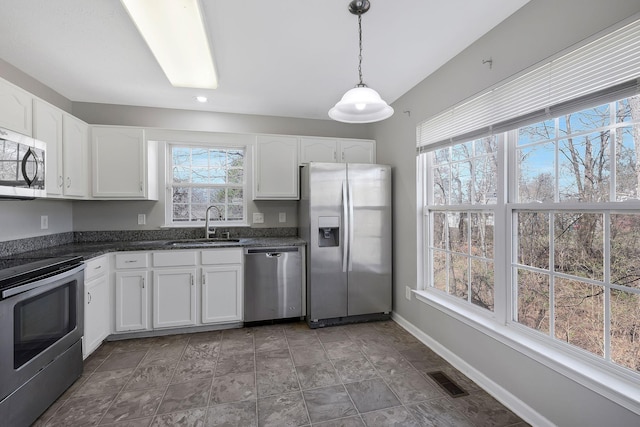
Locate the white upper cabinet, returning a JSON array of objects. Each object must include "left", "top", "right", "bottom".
[
  {"left": 91, "top": 126, "right": 158, "bottom": 200},
  {"left": 62, "top": 114, "right": 89, "bottom": 198},
  {"left": 0, "top": 78, "right": 32, "bottom": 136},
  {"left": 299, "top": 137, "right": 376, "bottom": 164},
  {"left": 254, "top": 135, "right": 299, "bottom": 200},
  {"left": 33, "top": 99, "right": 64, "bottom": 197}
]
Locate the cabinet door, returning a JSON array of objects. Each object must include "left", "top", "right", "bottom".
[
  {"left": 115, "top": 270, "right": 150, "bottom": 332},
  {"left": 92, "top": 127, "right": 150, "bottom": 198},
  {"left": 254, "top": 135, "right": 299, "bottom": 199},
  {"left": 33, "top": 100, "right": 64, "bottom": 196},
  {"left": 299, "top": 137, "right": 337, "bottom": 164},
  {"left": 201, "top": 265, "right": 243, "bottom": 323},
  {"left": 0, "top": 78, "right": 32, "bottom": 136},
  {"left": 339, "top": 139, "right": 376, "bottom": 164},
  {"left": 153, "top": 269, "right": 197, "bottom": 328},
  {"left": 84, "top": 273, "right": 110, "bottom": 358},
  {"left": 62, "top": 114, "right": 89, "bottom": 198}
]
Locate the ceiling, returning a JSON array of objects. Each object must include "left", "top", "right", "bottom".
[{"left": 0, "top": 0, "right": 529, "bottom": 121}]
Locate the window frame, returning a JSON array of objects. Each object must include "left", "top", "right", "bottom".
[
  {"left": 164, "top": 140, "right": 249, "bottom": 228},
  {"left": 417, "top": 95, "right": 640, "bottom": 414}
]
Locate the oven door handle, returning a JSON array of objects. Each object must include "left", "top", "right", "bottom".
[{"left": 2, "top": 264, "right": 85, "bottom": 299}]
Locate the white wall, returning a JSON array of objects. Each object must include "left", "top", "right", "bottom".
[{"left": 375, "top": 0, "right": 640, "bottom": 425}]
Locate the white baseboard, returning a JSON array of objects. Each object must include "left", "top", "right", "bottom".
[{"left": 392, "top": 312, "right": 555, "bottom": 427}]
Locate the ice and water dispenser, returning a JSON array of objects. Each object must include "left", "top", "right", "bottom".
[{"left": 318, "top": 216, "right": 340, "bottom": 247}]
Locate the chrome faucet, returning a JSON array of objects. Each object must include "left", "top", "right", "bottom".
[{"left": 205, "top": 205, "right": 222, "bottom": 239}]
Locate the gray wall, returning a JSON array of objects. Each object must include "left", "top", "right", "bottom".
[{"left": 375, "top": 0, "right": 640, "bottom": 425}]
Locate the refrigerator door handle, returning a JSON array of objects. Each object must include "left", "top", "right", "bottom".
[
  {"left": 342, "top": 180, "right": 349, "bottom": 273},
  {"left": 348, "top": 179, "right": 354, "bottom": 272}
]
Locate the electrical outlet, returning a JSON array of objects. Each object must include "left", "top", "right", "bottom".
[
  {"left": 137, "top": 214, "right": 146, "bottom": 225},
  {"left": 279, "top": 212, "right": 286, "bottom": 223},
  {"left": 40, "top": 215, "right": 48, "bottom": 230},
  {"left": 405, "top": 286, "right": 412, "bottom": 301},
  {"left": 253, "top": 212, "right": 264, "bottom": 224}
]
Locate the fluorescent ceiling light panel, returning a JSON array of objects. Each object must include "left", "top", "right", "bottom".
[{"left": 121, "top": 0, "right": 218, "bottom": 89}]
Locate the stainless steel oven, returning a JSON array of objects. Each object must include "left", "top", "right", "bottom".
[
  {"left": 0, "top": 256, "right": 84, "bottom": 426},
  {"left": 0, "top": 127, "right": 46, "bottom": 199}
]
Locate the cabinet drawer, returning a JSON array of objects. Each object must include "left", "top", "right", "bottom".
[
  {"left": 115, "top": 252, "right": 148, "bottom": 269},
  {"left": 85, "top": 255, "right": 108, "bottom": 280},
  {"left": 201, "top": 248, "right": 243, "bottom": 265},
  {"left": 153, "top": 251, "right": 197, "bottom": 267}
]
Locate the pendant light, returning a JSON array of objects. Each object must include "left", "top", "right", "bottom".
[{"left": 329, "top": 0, "right": 393, "bottom": 123}]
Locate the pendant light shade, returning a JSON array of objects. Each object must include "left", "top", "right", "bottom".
[
  {"left": 329, "top": 86, "right": 394, "bottom": 123},
  {"left": 329, "top": 0, "right": 393, "bottom": 124}
]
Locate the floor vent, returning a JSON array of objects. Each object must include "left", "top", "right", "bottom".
[{"left": 427, "top": 371, "right": 468, "bottom": 398}]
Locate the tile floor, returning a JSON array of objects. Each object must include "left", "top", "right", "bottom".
[{"left": 34, "top": 320, "right": 528, "bottom": 426}]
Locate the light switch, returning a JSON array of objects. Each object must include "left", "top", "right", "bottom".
[
  {"left": 137, "top": 214, "right": 146, "bottom": 225},
  {"left": 279, "top": 212, "right": 286, "bottom": 223},
  {"left": 253, "top": 212, "right": 264, "bottom": 224},
  {"left": 41, "top": 215, "right": 48, "bottom": 230}
]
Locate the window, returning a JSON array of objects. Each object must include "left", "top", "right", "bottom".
[
  {"left": 168, "top": 144, "right": 246, "bottom": 225},
  {"left": 427, "top": 137, "right": 499, "bottom": 311},
  {"left": 513, "top": 99, "right": 640, "bottom": 373},
  {"left": 421, "top": 95, "right": 640, "bottom": 375}
]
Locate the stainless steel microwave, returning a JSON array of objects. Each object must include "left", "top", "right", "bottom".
[{"left": 0, "top": 127, "right": 46, "bottom": 199}]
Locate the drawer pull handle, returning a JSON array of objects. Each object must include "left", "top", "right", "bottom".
[{"left": 125, "top": 260, "right": 137, "bottom": 263}]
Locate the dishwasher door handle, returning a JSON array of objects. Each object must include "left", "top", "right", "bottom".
[{"left": 266, "top": 253, "right": 282, "bottom": 258}]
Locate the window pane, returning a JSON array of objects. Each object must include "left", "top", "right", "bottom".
[
  {"left": 191, "top": 204, "right": 207, "bottom": 221},
  {"left": 473, "top": 155, "right": 497, "bottom": 204},
  {"left": 432, "top": 212, "right": 446, "bottom": 249},
  {"left": 172, "top": 166, "right": 190, "bottom": 183},
  {"left": 191, "top": 167, "right": 209, "bottom": 184},
  {"left": 470, "top": 212, "right": 493, "bottom": 258},
  {"left": 471, "top": 259, "right": 494, "bottom": 311},
  {"left": 558, "top": 105, "right": 610, "bottom": 136},
  {"left": 210, "top": 150, "right": 226, "bottom": 168},
  {"left": 517, "top": 211, "right": 549, "bottom": 269},
  {"left": 172, "top": 187, "right": 189, "bottom": 204},
  {"left": 474, "top": 136, "right": 496, "bottom": 155},
  {"left": 228, "top": 168, "right": 244, "bottom": 185},
  {"left": 433, "top": 166, "right": 449, "bottom": 205},
  {"left": 228, "top": 204, "right": 244, "bottom": 221},
  {"left": 227, "top": 150, "right": 244, "bottom": 167},
  {"left": 558, "top": 131, "right": 610, "bottom": 202},
  {"left": 610, "top": 214, "right": 640, "bottom": 289},
  {"left": 517, "top": 142, "right": 555, "bottom": 203},
  {"left": 172, "top": 147, "right": 191, "bottom": 167},
  {"left": 518, "top": 119, "right": 555, "bottom": 145},
  {"left": 172, "top": 204, "right": 189, "bottom": 222},
  {"left": 209, "top": 168, "right": 226, "bottom": 184},
  {"left": 432, "top": 250, "right": 447, "bottom": 293},
  {"left": 191, "top": 188, "right": 207, "bottom": 204},
  {"left": 615, "top": 96, "right": 639, "bottom": 123},
  {"left": 228, "top": 188, "right": 243, "bottom": 204},
  {"left": 191, "top": 149, "right": 209, "bottom": 166},
  {"left": 554, "top": 278, "right": 604, "bottom": 357},
  {"left": 610, "top": 289, "right": 640, "bottom": 372},
  {"left": 449, "top": 253, "right": 468, "bottom": 300},
  {"left": 447, "top": 212, "right": 468, "bottom": 253},
  {"left": 451, "top": 161, "right": 472, "bottom": 204},
  {"left": 433, "top": 147, "right": 450, "bottom": 165},
  {"left": 516, "top": 269, "right": 550, "bottom": 334},
  {"left": 554, "top": 212, "right": 603, "bottom": 281},
  {"left": 451, "top": 141, "right": 472, "bottom": 161},
  {"left": 615, "top": 125, "right": 640, "bottom": 201},
  {"left": 209, "top": 188, "right": 226, "bottom": 204}
]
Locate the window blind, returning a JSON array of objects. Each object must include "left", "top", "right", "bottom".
[{"left": 417, "top": 17, "right": 640, "bottom": 152}]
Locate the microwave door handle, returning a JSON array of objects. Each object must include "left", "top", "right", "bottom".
[{"left": 21, "top": 147, "right": 37, "bottom": 187}]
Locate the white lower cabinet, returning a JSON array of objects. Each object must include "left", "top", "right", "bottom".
[
  {"left": 111, "top": 248, "right": 244, "bottom": 336},
  {"left": 202, "top": 265, "right": 243, "bottom": 323},
  {"left": 152, "top": 268, "right": 197, "bottom": 328},
  {"left": 115, "top": 270, "right": 150, "bottom": 332},
  {"left": 83, "top": 256, "right": 110, "bottom": 358}
]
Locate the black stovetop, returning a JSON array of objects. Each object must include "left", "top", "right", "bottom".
[{"left": 0, "top": 256, "right": 84, "bottom": 293}]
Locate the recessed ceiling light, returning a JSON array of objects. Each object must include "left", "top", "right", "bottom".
[
  {"left": 195, "top": 96, "right": 208, "bottom": 103},
  {"left": 121, "top": 0, "right": 218, "bottom": 89}
]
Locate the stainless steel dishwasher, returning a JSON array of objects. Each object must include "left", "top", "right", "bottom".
[{"left": 244, "top": 247, "right": 303, "bottom": 322}]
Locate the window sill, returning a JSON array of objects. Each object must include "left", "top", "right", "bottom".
[
  {"left": 161, "top": 222, "right": 250, "bottom": 229},
  {"left": 413, "top": 289, "right": 640, "bottom": 415}
]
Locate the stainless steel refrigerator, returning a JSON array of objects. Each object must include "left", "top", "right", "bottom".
[{"left": 299, "top": 162, "right": 392, "bottom": 328}]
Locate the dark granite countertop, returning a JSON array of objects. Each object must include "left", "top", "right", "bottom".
[{"left": 4, "top": 237, "right": 306, "bottom": 261}]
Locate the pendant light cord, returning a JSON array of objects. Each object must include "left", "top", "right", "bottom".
[{"left": 357, "top": 14, "right": 365, "bottom": 87}]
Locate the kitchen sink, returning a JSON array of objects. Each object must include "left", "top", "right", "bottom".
[{"left": 165, "top": 238, "right": 241, "bottom": 247}]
